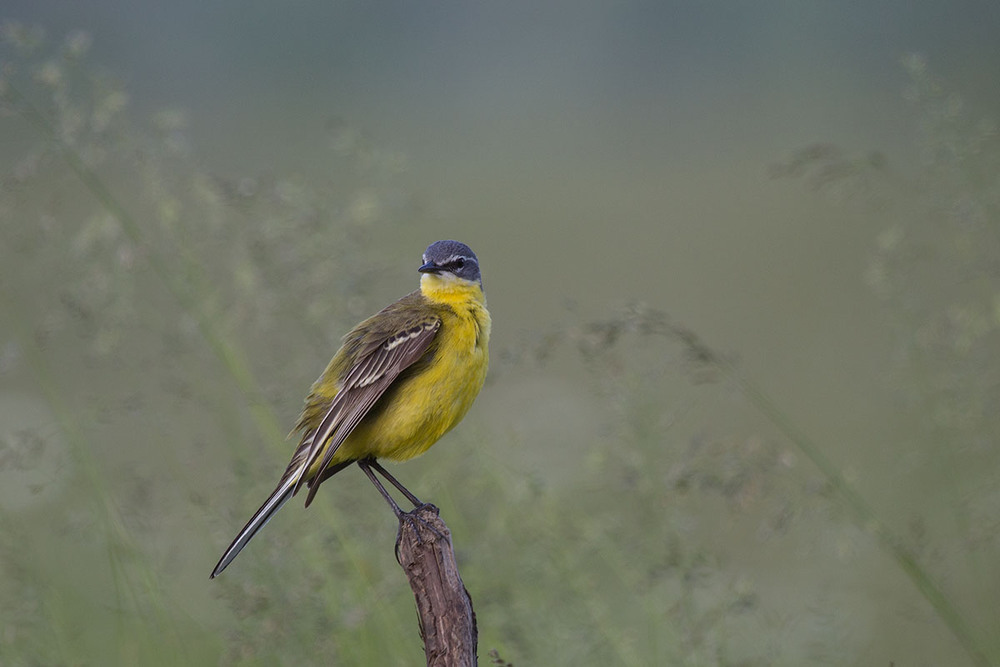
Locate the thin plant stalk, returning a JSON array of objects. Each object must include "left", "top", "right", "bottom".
[
  {"left": 6, "top": 80, "right": 411, "bottom": 638},
  {"left": 676, "top": 324, "right": 992, "bottom": 667}
]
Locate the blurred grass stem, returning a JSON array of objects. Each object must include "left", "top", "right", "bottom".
[
  {"left": 0, "top": 289, "right": 184, "bottom": 662},
  {"left": 5, "top": 79, "right": 408, "bottom": 631},
  {"left": 705, "top": 344, "right": 992, "bottom": 667},
  {"left": 6, "top": 79, "right": 284, "bottom": 446}
]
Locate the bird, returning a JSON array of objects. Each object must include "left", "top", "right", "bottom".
[{"left": 211, "top": 240, "right": 490, "bottom": 578}]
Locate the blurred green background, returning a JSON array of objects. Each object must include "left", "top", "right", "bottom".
[{"left": 1, "top": 2, "right": 999, "bottom": 665}]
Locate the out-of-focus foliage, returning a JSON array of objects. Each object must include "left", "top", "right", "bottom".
[
  {"left": 1, "top": 24, "right": 997, "bottom": 667},
  {"left": 771, "top": 53, "right": 1000, "bottom": 666},
  {"left": 0, "top": 21, "right": 409, "bottom": 370},
  {"left": 772, "top": 55, "right": 1000, "bottom": 450},
  {"left": 878, "top": 55, "right": 1000, "bottom": 450},
  {"left": 0, "top": 23, "right": 416, "bottom": 666}
]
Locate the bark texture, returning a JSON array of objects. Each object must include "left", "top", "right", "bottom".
[{"left": 396, "top": 504, "right": 478, "bottom": 667}]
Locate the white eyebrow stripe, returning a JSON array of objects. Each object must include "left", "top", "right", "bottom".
[{"left": 441, "top": 254, "right": 476, "bottom": 265}]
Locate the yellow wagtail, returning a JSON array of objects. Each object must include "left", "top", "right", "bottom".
[{"left": 211, "top": 240, "right": 490, "bottom": 578}]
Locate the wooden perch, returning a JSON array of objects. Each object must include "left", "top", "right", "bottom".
[{"left": 396, "top": 504, "right": 478, "bottom": 667}]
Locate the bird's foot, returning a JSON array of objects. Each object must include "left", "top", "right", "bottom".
[{"left": 395, "top": 503, "right": 446, "bottom": 562}]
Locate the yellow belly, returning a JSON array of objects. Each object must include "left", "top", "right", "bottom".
[{"left": 334, "top": 304, "right": 489, "bottom": 463}]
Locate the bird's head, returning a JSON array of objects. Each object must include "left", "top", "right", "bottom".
[{"left": 418, "top": 240, "right": 482, "bottom": 292}]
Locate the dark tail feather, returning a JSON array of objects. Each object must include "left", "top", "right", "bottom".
[{"left": 210, "top": 476, "right": 296, "bottom": 578}]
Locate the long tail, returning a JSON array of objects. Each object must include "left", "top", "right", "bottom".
[{"left": 210, "top": 475, "right": 296, "bottom": 578}]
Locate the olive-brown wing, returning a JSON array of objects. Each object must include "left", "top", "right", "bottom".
[{"left": 290, "top": 316, "right": 442, "bottom": 505}]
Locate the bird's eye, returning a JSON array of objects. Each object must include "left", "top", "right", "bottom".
[{"left": 452, "top": 259, "right": 465, "bottom": 270}]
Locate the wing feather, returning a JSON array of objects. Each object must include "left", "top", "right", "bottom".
[
  {"left": 212, "top": 294, "right": 447, "bottom": 577},
  {"left": 291, "top": 316, "right": 441, "bottom": 502}
]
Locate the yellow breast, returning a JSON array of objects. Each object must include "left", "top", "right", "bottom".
[{"left": 336, "top": 274, "right": 490, "bottom": 462}]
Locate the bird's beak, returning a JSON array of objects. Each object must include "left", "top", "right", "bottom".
[{"left": 418, "top": 261, "right": 442, "bottom": 274}]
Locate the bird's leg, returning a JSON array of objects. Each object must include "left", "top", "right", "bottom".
[
  {"left": 357, "top": 459, "right": 406, "bottom": 518},
  {"left": 358, "top": 458, "right": 444, "bottom": 549},
  {"left": 368, "top": 459, "right": 424, "bottom": 508}
]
